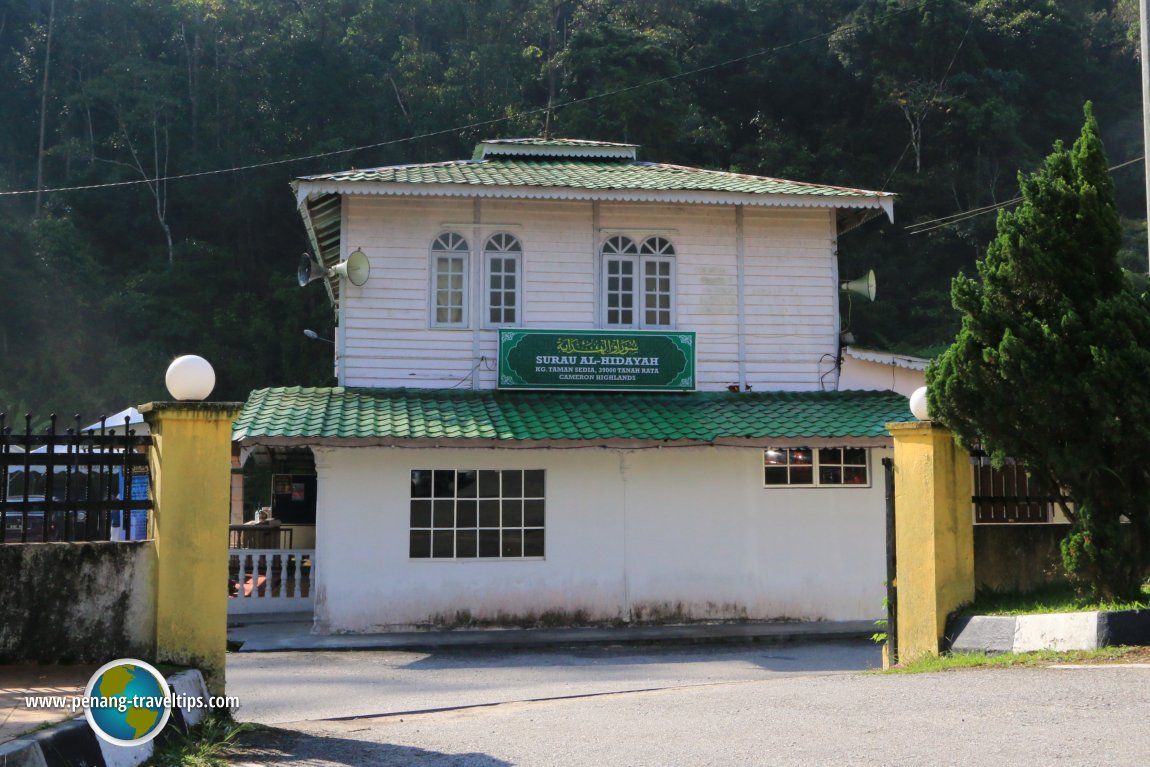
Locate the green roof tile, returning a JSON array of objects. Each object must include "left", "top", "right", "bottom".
[
  {"left": 233, "top": 387, "right": 915, "bottom": 444},
  {"left": 297, "top": 159, "right": 886, "bottom": 199}
]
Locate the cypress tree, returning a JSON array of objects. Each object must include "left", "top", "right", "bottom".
[{"left": 928, "top": 103, "right": 1150, "bottom": 599}]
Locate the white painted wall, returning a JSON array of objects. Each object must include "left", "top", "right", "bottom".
[
  {"left": 838, "top": 355, "right": 925, "bottom": 397},
  {"left": 280, "top": 524, "right": 316, "bottom": 549},
  {"left": 311, "top": 445, "right": 890, "bottom": 632},
  {"left": 339, "top": 197, "right": 840, "bottom": 392}
]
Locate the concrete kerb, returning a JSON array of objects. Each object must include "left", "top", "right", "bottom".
[
  {"left": 948, "top": 615, "right": 1017, "bottom": 654},
  {"left": 0, "top": 668, "right": 215, "bottom": 767},
  {"left": 947, "top": 608, "right": 1150, "bottom": 655},
  {"left": 227, "top": 619, "right": 878, "bottom": 653},
  {"left": 0, "top": 738, "right": 49, "bottom": 767}
]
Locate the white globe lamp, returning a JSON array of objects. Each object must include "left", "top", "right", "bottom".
[
  {"left": 909, "top": 386, "right": 930, "bottom": 421},
  {"left": 165, "top": 355, "right": 216, "bottom": 401}
]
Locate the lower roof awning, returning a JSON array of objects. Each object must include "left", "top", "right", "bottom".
[{"left": 233, "top": 387, "right": 916, "bottom": 449}]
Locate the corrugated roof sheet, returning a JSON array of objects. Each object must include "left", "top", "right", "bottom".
[
  {"left": 482, "top": 138, "right": 638, "bottom": 148},
  {"left": 233, "top": 387, "right": 915, "bottom": 444},
  {"left": 843, "top": 347, "right": 930, "bottom": 371}
]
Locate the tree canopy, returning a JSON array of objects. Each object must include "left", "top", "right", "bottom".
[
  {"left": 0, "top": 0, "right": 1145, "bottom": 418},
  {"left": 927, "top": 103, "right": 1150, "bottom": 598}
]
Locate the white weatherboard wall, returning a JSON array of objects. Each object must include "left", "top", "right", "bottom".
[
  {"left": 311, "top": 445, "right": 890, "bottom": 632},
  {"left": 340, "top": 197, "right": 839, "bottom": 392}
]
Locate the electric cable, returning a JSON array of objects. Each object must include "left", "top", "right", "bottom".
[
  {"left": 0, "top": 3, "right": 922, "bottom": 198},
  {"left": 904, "top": 156, "right": 1144, "bottom": 236}
]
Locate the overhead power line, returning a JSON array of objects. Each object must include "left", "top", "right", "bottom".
[
  {"left": 905, "top": 156, "right": 1144, "bottom": 236},
  {"left": 0, "top": 4, "right": 920, "bottom": 198}
]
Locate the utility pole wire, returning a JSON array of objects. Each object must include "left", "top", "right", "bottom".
[
  {"left": 0, "top": 3, "right": 920, "bottom": 199},
  {"left": 905, "top": 156, "right": 1144, "bottom": 236}
]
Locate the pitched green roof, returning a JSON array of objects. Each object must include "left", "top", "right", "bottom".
[
  {"left": 298, "top": 159, "right": 885, "bottom": 200},
  {"left": 233, "top": 387, "right": 915, "bottom": 445}
]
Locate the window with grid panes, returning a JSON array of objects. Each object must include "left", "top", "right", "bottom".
[
  {"left": 763, "top": 448, "right": 869, "bottom": 487},
  {"left": 639, "top": 236, "right": 674, "bottom": 326},
  {"left": 431, "top": 232, "right": 469, "bottom": 326},
  {"left": 601, "top": 235, "right": 675, "bottom": 328},
  {"left": 409, "top": 469, "right": 545, "bottom": 558},
  {"left": 484, "top": 233, "right": 521, "bottom": 326},
  {"left": 602, "top": 235, "right": 638, "bottom": 326}
]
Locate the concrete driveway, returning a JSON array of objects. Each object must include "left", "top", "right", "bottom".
[
  {"left": 0, "top": 663, "right": 99, "bottom": 743},
  {"left": 226, "top": 642, "right": 1150, "bottom": 766},
  {"left": 227, "top": 640, "right": 879, "bottom": 724}
]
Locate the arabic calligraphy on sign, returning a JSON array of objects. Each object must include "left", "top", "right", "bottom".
[
  {"left": 499, "top": 329, "right": 696, "bottom": 391},
  {"left": 555, "top": 337, "right": 641, "bottom": 356}
]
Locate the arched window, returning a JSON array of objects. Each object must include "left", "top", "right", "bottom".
[
  {"left": 601, "top": 235, "right": 675, "bottom": 328},
  {"left": 602, "top": 235, "right": 638, "bottom": 327},
  {"left": 638, "top": 237, "right": 675, "bottom": 327},
  {"left": 484, "top": 233, "right": 522, "bottom": 326},
  {"left": 431, "top": 232, "right": 469, "bottom": 327}
]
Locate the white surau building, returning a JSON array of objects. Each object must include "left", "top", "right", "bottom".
[{"left": 234, "top": 138, "right": 913, "bottom": 632}]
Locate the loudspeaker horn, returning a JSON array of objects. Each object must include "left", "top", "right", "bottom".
[
  {"left": 297, "top": 253, "right": 326, "bottom": 287},
  {"left": 840, "top": 270, "right": 876, "bottom": 302},
  {"left": 330, "top": 248, "right": 371, "bottom": 287}
]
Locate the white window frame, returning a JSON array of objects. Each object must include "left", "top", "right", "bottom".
[
  {"left": 600, "top": 235, "right": 676, "bottom": 329},
  {"left": 638, "top": 236, "right": 675, "bottom": 328},
  {"left": 483, "top": 232, "right": 523, "bottom": 327},
  {"left": 430, "top": 231, "right": 470, "bottom": 328},
  {"left": 762, "top": 447, "right": 870, "bottom": 488},
  {"left": 409, "top": 469, "right": 546, "bottom": 560}
]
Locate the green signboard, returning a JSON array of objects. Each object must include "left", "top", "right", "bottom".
[{"left": 498, "top": 329, "right": 696, "bottom": 391}]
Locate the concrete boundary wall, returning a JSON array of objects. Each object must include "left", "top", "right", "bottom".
[
  {"left": 0, "top": 541, "right": 156, "bottom": 663},
  {"left": 974, "top": 524, "right": 1068, "bottom": 593}
]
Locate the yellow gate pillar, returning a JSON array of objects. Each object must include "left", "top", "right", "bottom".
[
  {"left": 142, "top": 401, "right": 242, "bottom": 695},
  {"left": 887, "top": 421, "right": 975, "bottom": 664}
]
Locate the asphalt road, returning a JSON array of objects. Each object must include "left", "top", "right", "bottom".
[{"left": 226, "top": 642, "right": 1150, "bottom": 766}]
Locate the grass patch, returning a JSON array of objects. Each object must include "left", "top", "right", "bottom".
[
  {"left": 960, "top": 583, "right": 1150, "bottom": 617},
  {"left": 883, "top": 645, "right": 1147, "bottom": 674},
  {"left": 143, "top": 712, "right": 255, "bottom": 767}
]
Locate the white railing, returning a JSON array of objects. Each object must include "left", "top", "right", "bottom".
[{"left": 228, "top": 548, "right": 314, "bottom": 615}]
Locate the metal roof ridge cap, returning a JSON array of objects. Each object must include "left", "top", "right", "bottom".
[
  {"left": 481, "top": 137, "right": 640, "bottom": 146},
  {"left": 476, "top": 139, "right": 638, "bottom": 161}
]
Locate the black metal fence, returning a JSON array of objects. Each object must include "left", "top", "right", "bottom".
[{"left": 1, "top": 413, "right": 153, "bottom": 543}]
